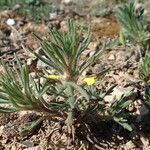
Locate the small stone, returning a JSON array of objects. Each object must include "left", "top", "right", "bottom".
[
  {"left": 40, "top": 77, "right": 46, "bottom": 84},
  {"left": 108, "top": 54, "right": 115, "bottom": 60},
  {"left": 49, "top": 12, "right": 57, "bottom": 20},
  {"left": 30, "top": 72, "right": 37, "bottom": 78},
  {"left": 0, "top": 126, "right": 4, "bottom": 136},
  {"left": 104, "top": 95, "right": 114, "bottom": 105},
  {"left": 37, "top": 58, "right": 48, "bottom": 69},
  {"left": 125, "top": 141, "right": 136, "bottom": 149},
  {"left": 135, "top": 3, "right": 143, "bottom": 10},
  {"left": 19, "top": 111, "right": 29, "bottom": 118},
  {"left": 6, "top": 18, "right": 15, "bottom": 26},
  {"left": 115, "top": 51, "right": 126, "bottom": 61},
  {"left": 61, "top": 133, "right": 67, "bottom": 143},
  {"left": 24, "top": 146, "right": 41, "bottom": 150},
  {"left": 89, "top": 51, "right": 95, "bottom": 57},
  {"left": 104, "top": 86, "right": 133, "bottom": 105},
  {"left": 21, "top": 141, "right": 34, "bottom": 147},
  {"left": 140, "top": 135, "right": 150, "bottom": 149},
  {"left": 88, "top": 42, "right": 99, "bottom": 51},
  {"left": 6, "top": 122, "right": 14, "bottom": 128},
  {"left": 42, "top": 93, "right": 50, "bottom": 102},
  {"left": 27, "top": 58, "right": 33, "bottom": 65},
  {"left": 62, "top": 0, "right": 72, "bottom": 4}
]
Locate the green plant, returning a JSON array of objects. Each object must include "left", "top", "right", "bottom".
[
  {"left": 139, "top": 55, "right": 150, "bottom": 109},
  {"left": 139, "top": 55, "right": 150, "bottom": 83},
  {"left": 0, "top": 55, "right": 62, "bottom": 115},
  {"left": 114, "top": 1, "right": 150, "bottom": 56},
  {"left": 0, "top": 0, "right": 53, "bottom": 23},
  {"left": 0, "top": 20, "right": 133, "bottom": 148},
  {"left": 115, "top": 1, "right": 150, "bottom": 128},
  {"left": 29, "top": 20, "right": 106, "bottom": 83}
]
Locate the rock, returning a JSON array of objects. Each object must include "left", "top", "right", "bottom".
[
  {"left": 42, "top": 93, "right": 51, "bottom": 102},
  {"left": 104, "top": 95, "right": 114, "bottom": 105},
  {"left": 140, "top": 134, "right": 150, "bottom": 149},
  {"left": 61, "top": 0, "right": 72, "bottom": 4},
  {"left": 24, "top": 146, "right": 41, "bottom": 150},
  {"left": 19, "top": 111, "right": 30, "bottom": 118},
  {"left": 21, "top": 141, "right": 34, "bottom": 147},
  {"left": 124, "top": 141, "right": 136, "bottom": 150},
  {"left": 104, "top": 86, "right": 133, "bottom": 105},
  {"left": 89, "top": 51, "right": 95, "bottom": 57},
  {"left": 6, "top": 122, "right": 14, "bottom": 128},
  {"left": 108, "top": 54, "right": 115, "bottom": 60},
  {"left": 113, "top": 86, "right": 133, "bottom": 99},
  {"left": 11, "top": 143, "right": 22, "bottom": 150},
  {"left": 37, "top": 57, "right": 48, "bottom": 69},
  {"left": 115, "top": 51, "right": 126, "bottom": 61},
  {"left": 88, "top": 42, "right": 99, "bottom": 51},
  {"left": 0, "top": 126, "right": 4, "bottom": 136},
  {"left": 135, "top": 3, "right": 143, "bottom": 10},
  {"left": 60, "top": 133, "right": 67, "bottom": 143},
  {"left": 49, "top": 12, "right": 57, "bottom": 20},
  {"left": 6, "top": 19, "right": 15, "bottom": 26},
  {"left": 30, "top": 72, "right": 37, "bottom": 78}
]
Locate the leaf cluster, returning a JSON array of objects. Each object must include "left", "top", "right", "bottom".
[
  {"left": 139, "top": 55, "right": 150, "bottom": 83},
  {"left": 114, "top": 1, "right": 150, "bottom": 52},
  {"left": 0, "top": 20, "right": 134, "bottom": 138},
  {"left": 29, "top": 20, "right": 105, "bottom": 82},
  {"left": 0, "top": 0, "right": 53, "bottom": 23},
  {"left": 0, "top": 55, "right": 60, "bottom": 115},
  {"left": 139, "top": 55, "right": 150, "bottom": 110}
]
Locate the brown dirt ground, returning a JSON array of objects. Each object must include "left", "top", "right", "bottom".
[{"left": 0, "top": 1, "right": 150, "bottom": 149}]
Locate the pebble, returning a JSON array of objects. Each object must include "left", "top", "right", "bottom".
[
  {"left": 104, "top": 86, "right": 133, "bottom": 105},
  {"left": 0, "top": 126, "right": 4, "bottom": 136},
  {"left": 24, "top": 146, "right": 41, "bottom": 150},
  {"left": 21, "top": 141, "right": 34, "bottom": 147},
  {"left": 6, "top": 18, "right": 15, "bottom": 26},
  {"left": 124, "top": 141, "right": 135, "bottom": 149},
  {"left": 49, "top": 12, "right": 57, "bottom": 20},
  {"left": 108, "top": 54, "right": 115, "bottom": 60},
  {"left": 62, "top": 0, "right": 72, "bottom": 4},
  {"left": 37, "top": 58, "right": 48, "bottom": 69},
  {"left": 89, "top": 51, "right": 95, "bottom": 57},
  {"left": 88, "top": 42, "right": 99, "bottom": 51}
]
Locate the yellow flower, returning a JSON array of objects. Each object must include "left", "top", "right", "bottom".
[
  {"left": 47, "top": 74, "right": 60, "bottom": 80},
  {"left": 83, "top": 76, "right": 97, "bottom": 85}
]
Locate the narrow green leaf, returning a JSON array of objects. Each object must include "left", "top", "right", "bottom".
[
  {"left": 66, "top": 82, "right": 89, "bottom": 100},
  {"left": 114, "top": 117, "right": 132, "bottom": 131},
  {"left": 21, "top": 117, "right": 44, "bottom": 136}
]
